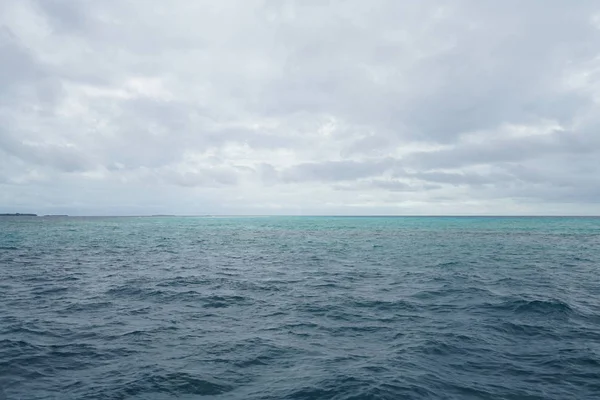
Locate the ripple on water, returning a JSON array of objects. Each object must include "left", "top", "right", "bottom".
[{"left": 1, "top": 216, "right": 600, "bottom": 399}]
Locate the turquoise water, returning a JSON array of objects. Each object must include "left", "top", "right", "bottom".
[{"left": 1, "top": 216, "right": 599, "bottom": 399}]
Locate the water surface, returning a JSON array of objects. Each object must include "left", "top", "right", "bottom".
[{"left": 1, "top": 216, "right": 599, "bottom": 399}]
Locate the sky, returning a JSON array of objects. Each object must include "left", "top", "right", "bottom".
[{"left": 1, "top": 0, "right": 600, "bottom": 216}]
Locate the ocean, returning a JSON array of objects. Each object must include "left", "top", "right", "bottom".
[{"left": 1, "top": 216, "right": 599, "bottom": 399}]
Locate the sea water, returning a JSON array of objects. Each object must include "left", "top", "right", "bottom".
[{"left": 1, "top": 216, "right": 599, "bottom": 399}]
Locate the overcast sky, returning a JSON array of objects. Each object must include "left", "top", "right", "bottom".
[{"left": 1, "top": 0, "right": 599, "bottom": 215}]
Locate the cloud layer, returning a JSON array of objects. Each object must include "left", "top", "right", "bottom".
[{"left": 1, "top": 0, "right": 600, "bottom": 215}]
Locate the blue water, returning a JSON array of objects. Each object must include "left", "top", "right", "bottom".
[{"left": 1, "top": 216, "right": 599, "bottom": 399}]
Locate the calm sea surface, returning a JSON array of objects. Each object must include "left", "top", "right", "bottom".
[{"left": 1, "top": 216, "right": 599, "bottom": 399}]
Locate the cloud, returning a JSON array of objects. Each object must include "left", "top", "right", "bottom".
[
  {"left": 0, "top": 0, "right": 599, "bottom": 215},
  {"left": 281, "top": 159, "right": 395, "bottom": 183}
]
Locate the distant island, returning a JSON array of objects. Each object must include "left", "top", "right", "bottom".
[{"left": 0, "top": 213, "right": 38, "bottom": 217}]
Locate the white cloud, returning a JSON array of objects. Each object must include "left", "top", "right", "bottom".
[{"left": 1, "top": 0, "right": 600, "bottom": 215}]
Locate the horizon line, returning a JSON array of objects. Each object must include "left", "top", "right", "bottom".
[{"left": 3, "top": 214, "right": 600, "bottom": 218}]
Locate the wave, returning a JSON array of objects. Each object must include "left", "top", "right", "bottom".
[
  {"left": 493, "top": 321, "right": 559, "bottom": 339},
  {"left": 105, "top": 372, "right": 233, "bottom": 398},
  {"left": 350, "top": 298, "right": 419, "bottom": 312},
  {"left": 484, "top": 298, "right": 575, "bottom": 318},
  {"left": 105, "top": 285, "right": 252, "bottom": 308},
  {"left": 202, "top": 294, "right": 249, "bottom": 308}
]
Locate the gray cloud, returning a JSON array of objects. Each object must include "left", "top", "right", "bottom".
[
  {"left": 281, "top": 159, "right": 395, "bottom": 183},
  {"left": 1, "top": 0, "right": 599, "bottom": 215}
]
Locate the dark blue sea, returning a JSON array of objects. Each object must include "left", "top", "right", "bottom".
[{"left": 1, "top": 216, "right": 599, "bottom": 399}]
